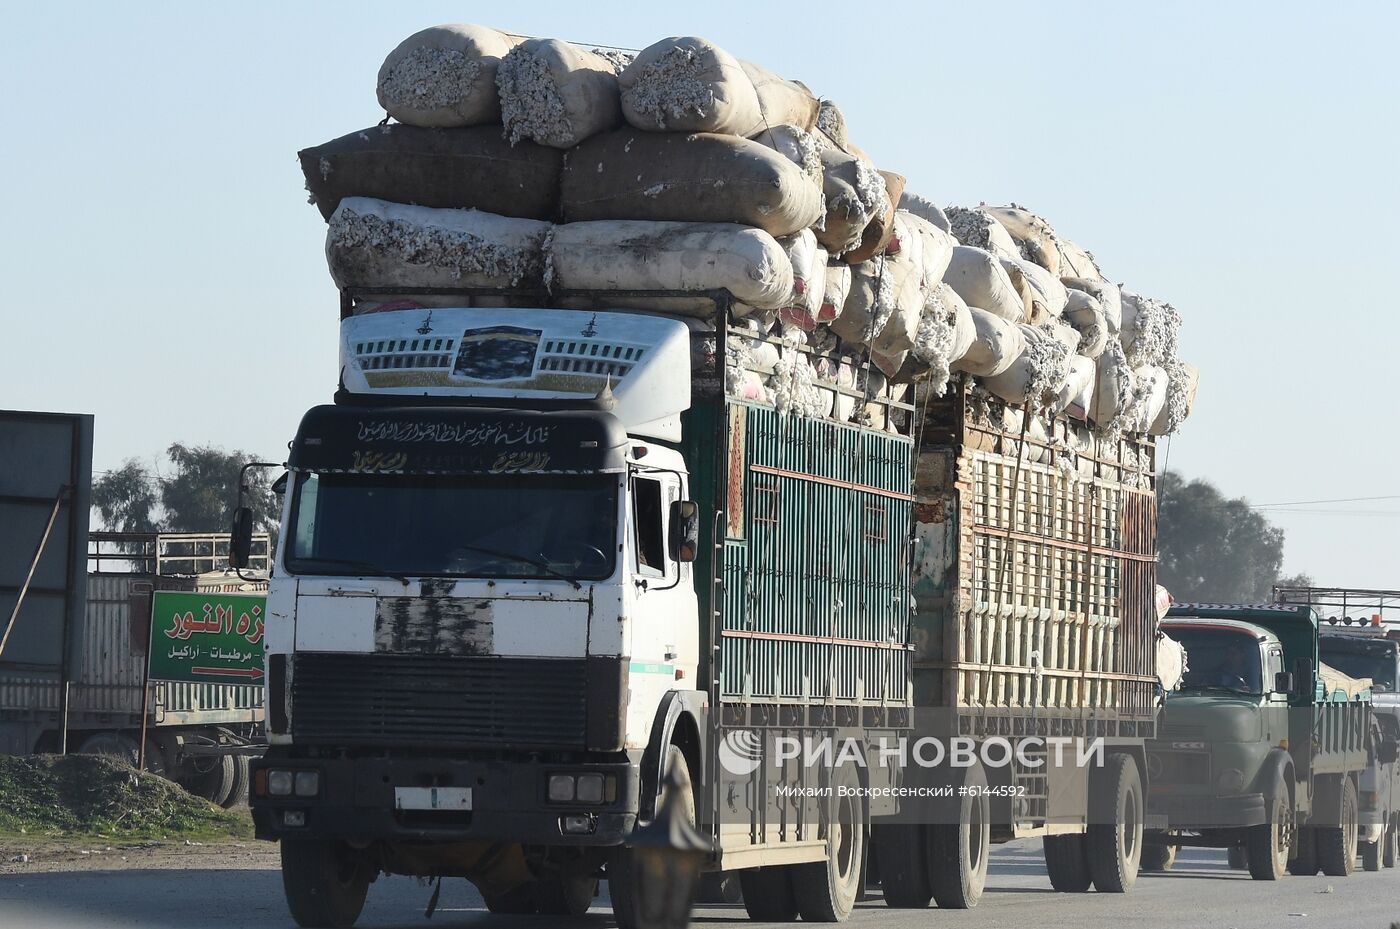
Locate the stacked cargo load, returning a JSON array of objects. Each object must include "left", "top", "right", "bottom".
[{"left": 299, "top": 26, "right": 1198, "bottom": 442}]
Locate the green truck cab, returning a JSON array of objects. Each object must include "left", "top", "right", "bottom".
[{"left": 1143, "top": 604, "right": 1373, "bottom": 880}]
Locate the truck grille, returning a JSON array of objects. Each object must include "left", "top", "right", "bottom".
[{"left": 291, "top": 653, "right": 588, "bottom": 749}]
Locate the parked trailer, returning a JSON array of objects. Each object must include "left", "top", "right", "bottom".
[
  {"left": 0, "top": 532, "right": 270, "bottom": 807},
  {"left": 870, "top": 380, "right": 1160, "bottom": 906}
]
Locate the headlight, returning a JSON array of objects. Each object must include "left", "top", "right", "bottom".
[
  {"left": 1217, "top": 768, "right": 1246, "bottom": 794},
  {"left": 268, "top": 770, "right": 294, "bottom": 796},
  {"left": 294, "top": 771, "right": 320, "bottom": 797},
  {"left": 576, "top": 774, "right": 605, "bottom": 804},
  {"left": 548, "top": 775, "right": 576, "bottom": 802}
]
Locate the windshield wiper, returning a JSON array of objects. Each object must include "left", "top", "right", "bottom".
[
  {"left": 449, "top": 545, "right": 583, "bottom": 590},
  {"left": 293, "top": 557, "right": 410, "bottom": 585}
]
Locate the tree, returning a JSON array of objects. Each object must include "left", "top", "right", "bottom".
[
  {"left": 91, "top": 460, "right": 159, "bottom": 534},
  {"left": 90, "top": 444, "right": 279, "bottom": 538},
  {"left": 1157, "top": 471, "right": 1287, "bottom": 602}
]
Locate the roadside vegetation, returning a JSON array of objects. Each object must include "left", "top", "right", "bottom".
[{"left": 0, "top": 753, "right": 251, "bottom": 840}]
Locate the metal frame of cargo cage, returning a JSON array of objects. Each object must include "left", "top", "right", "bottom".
[
  {"left": 338, "top": 285, "right": 920, "bottom": 862},
  {"left": 1275, "top": 587, "right": 1400, "bottom": 631},
  {"left": 89, "top": 531, "right": 272, "bottom": 577},
  {"left": 915, "top": 378, "right": 1160, "bottom": 742}
]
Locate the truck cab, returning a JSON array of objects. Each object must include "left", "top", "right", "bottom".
[{"left": 247, "top": 307, "right": 708, "bottom": 922}]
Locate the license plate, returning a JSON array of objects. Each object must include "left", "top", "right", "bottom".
[{"left": 394, "top": 787, "right": 473, "bottom": 811}]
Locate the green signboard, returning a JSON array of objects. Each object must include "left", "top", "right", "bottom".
[{"left": 148, "top": 590, "right": 267, "bottom": 684}]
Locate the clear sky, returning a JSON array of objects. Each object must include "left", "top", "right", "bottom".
[{"left": 1, "top": 2, "right": 1396, "bottom": 585}]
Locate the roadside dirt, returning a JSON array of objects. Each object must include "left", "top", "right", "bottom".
[{"left": 0, "top": 833, "right": 277, "bottom": 874}]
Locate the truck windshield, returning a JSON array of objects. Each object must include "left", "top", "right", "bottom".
[
  {"left": 1172, "top": 628, "right": 1263, "bottom": 694},
  {"left": 286, "top": 472, "right": 618, "bottom": 581},
  {"left": 1318, "top": 646, "right": 1396, "bottom": 692}
]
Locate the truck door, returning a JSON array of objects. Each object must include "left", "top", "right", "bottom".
[{"left": 624, "top": 471, "right": 699, "bottom": 744}]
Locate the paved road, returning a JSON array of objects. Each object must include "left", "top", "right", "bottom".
[{"left": 1, "top": 841, "right": 1396, "bottom": 929}]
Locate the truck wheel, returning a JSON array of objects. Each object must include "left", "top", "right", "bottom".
[
  {"left": 77, "top": 731, "right": 140, "bottom": 767},
  {"left": 1287, "top": 826, "right": 1319, "bottom": 876},
  {"left": 791, "top": 765, "right": 865, "bottom": 921},
  {"left": 1318, "top": 779, "right": 1358, "bottom": 877},
  {"left": 872, "top": 823, "right": 931, "bottom": 908},
  {"left": 610, "top": 745, "right": 696, "bottom": 929},
  {"left": 1385, "top": 817, "right": 1398, "bottom": 868},
  {"left": 1043, "top": 834, "right": 1092, "bottom": 892},
  {"left": 483, "top": 883, "right": 537, "bottom": 914},
  {"left": 189, "top": 754, "right": 236, "bottom": 807},
  {"left": 1226, "top": 846, "right": 1247, "bottom": 870},
  {"left": 927, "top": 761, "right": 989, "bottom": 909},
  {"left": 1140, "top": 844, "right": 1176, "bottom": 872},
  {"left": 1087, "top": 753, "right": 1143, "bottom": 893},
  {"left": 1361, "top": 839, "right": 1381, "bottom": 872},
  {"left": 221, "top": 754, "right": 250, "bottom": 809},
  {"left": 1247, "top": 791, "right": 1293, "bottom": 880},
  {"left": 280, "top": 839, "right": 370, "bottom": 929},
  {"left": 535, "top": 875, "right": 596, "bottom": 916},
  {"left": 739, "top": 866, "right": 798, "bottom": 921},
  {"left": 696, "top": 872, "right": 744, "bottom": 904}
]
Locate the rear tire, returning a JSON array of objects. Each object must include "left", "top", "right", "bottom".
[
  {"left": 1087, "top": 753, "right": 1143, "bottom": 893},
  {"left": 1043, "top": 834, "right": 1093, "bottom": 892},
  {"left": 873, "top": 824, "right": 931, "bottom": 908},
  {"left": 739, "top": 866, "right": 798, "bottom": 922},
  {"left": 189, "top": 754, "right": 236, "bottom": 807},
  {"left": 280, "top": 839, "right": 370, "bottom": 929},
  {"left": 221, "top": 754, "right": 250, "bottom": 809},
  {"left": 77, "top": 731, "right": 140, "bottom": 766},
  {"left": 1247, "top": 791, "right": 1292, "bottom": 881},
  {"left": 927, "top": 761, "right": 990, "bottom": 909},
  {"left": 791, "top": 765, "right": 865, "bottom": 921},
  {"left": 1385, "top": 817, "right": 1398, "bottom": 869},
  {"left": 1318, "top": 779, "right": 1358, "bottom": 877},
  {"left": 1226, "top": 845, "right": 1248, "bottom": 870},
  {"left": 1140, "top": 844, "right": 1176, "bottom": 872}
]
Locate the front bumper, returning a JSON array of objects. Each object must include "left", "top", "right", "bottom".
[
  {"left": 1147, "top": 791, "right": 1267, "bottom": 829},
  {"left": 251, "top": 753, "right": 638, "bottom": 846}
]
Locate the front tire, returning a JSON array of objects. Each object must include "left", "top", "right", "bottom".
[
  {"left": 610, "top": 745, "right": 697, "bottom": 929},
  {"left": 1287, "top": 826, "right": 1319, "bottom": 876},
  {"left": 1385, "top": 817, "right": 1398, "bottom": 869},
  {"left": 280, "top": 839, "right": 370, "bottom": 929},
  {"left": 1087, "top": 753, "right": 1143, "bottom": 893},
  {"left": 1318, "top": 779, "right": 1358, "bottom": 877},
  {"left": 1226, "top": 845, "right": 1248, "bottom": 870},
  {"left": 1247, "top": 790, "right": 1292, "bottom": 880}
]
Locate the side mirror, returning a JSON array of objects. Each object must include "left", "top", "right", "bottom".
[
  {"left": 669, "top": 500, "right": 700, "bottom": 563},
  {"left": 229, "top": 506, "right": 254, "bottom": 569},
  {"left": 1292, "top": 657, "right": 1315, "bottom": 699},
  {"left": 1380, "top": 738, "right": 1399, "bottom": 765},
  {"left": 1273, "top": 671, "right": 1295, "bottom": 695}
]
